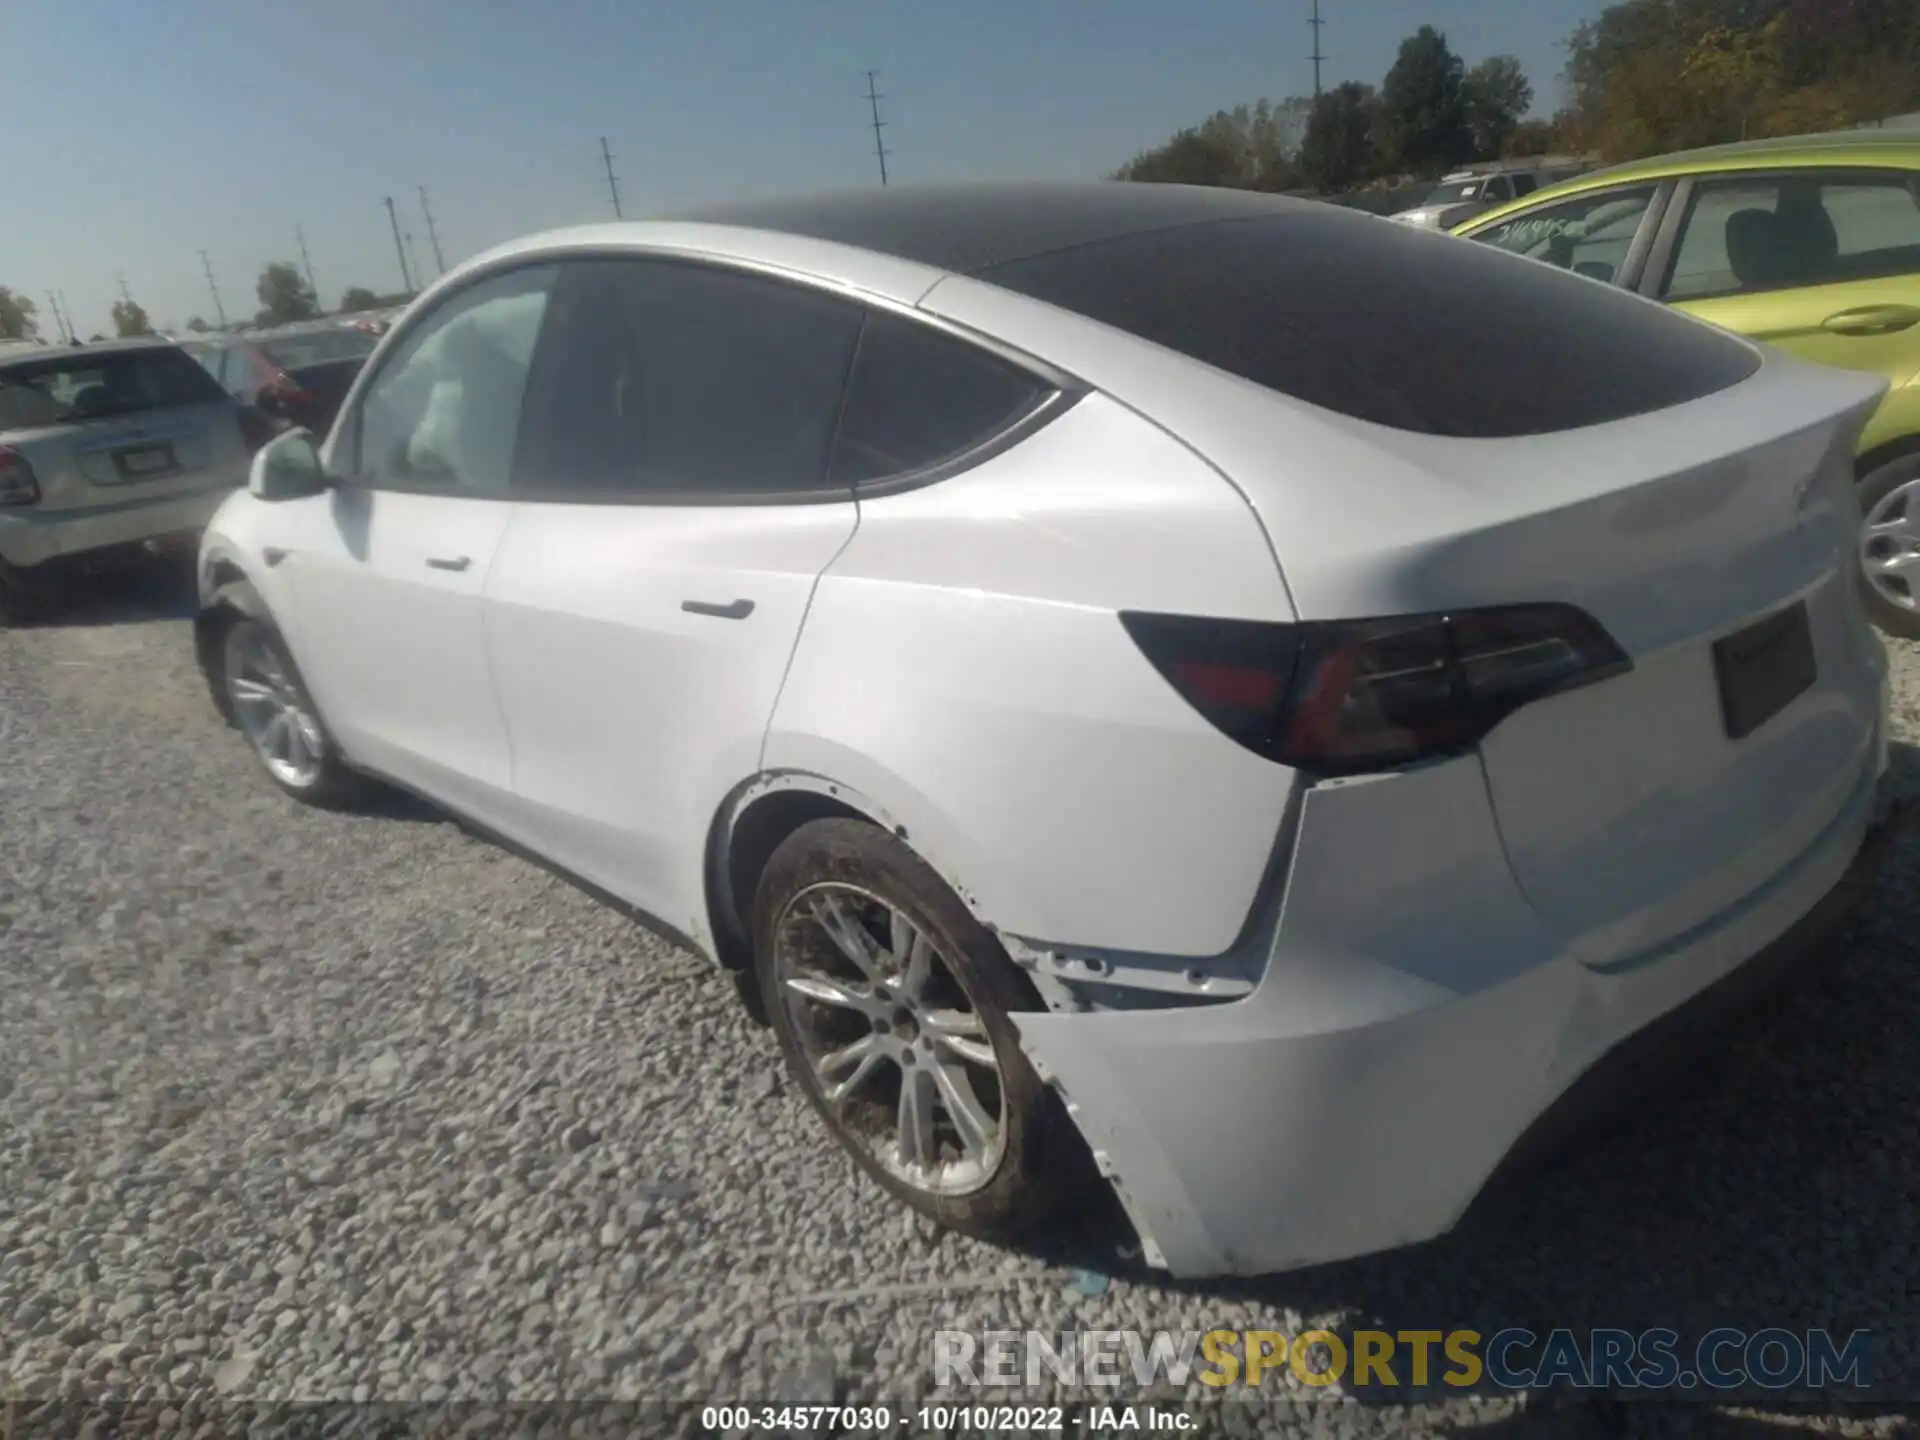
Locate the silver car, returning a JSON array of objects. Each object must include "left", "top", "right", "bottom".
[{"left": 0, "top": 339, "right": 265, "bottom": 615}]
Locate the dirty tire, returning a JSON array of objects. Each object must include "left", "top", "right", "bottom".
[
  {"left": 218, "top": 616, "right": 365, "bottom": 810},
  {"left": 754, "top": 817, "right": 1068, "bottom": 1241},
  {"left": 1857, "top": 450, "right": 1920, "bottom": 641}
]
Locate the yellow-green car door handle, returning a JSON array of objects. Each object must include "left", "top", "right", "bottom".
[{"left": 1822, "top": 304, "right": 1920, "bottom": 336}]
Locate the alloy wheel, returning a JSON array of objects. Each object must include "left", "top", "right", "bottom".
[
  {"left": 1860, "top": 473, "right": 1920, "bottom": 614},
  {"left": 225, "top": 627, "right": 326, "bottom": 789},
  {"left": 773, "top": 882, "right": 1007, "bottom": 1196}
]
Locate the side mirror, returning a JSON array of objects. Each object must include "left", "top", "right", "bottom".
[{"left": 249, "top": 428, "right": 329, "bottom": 502}]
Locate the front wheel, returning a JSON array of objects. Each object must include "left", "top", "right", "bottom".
[
  {"left": 753, "top": 818, "right": 1067, "bottom": 1241},
  {"left": 220, "top": 617, "right": 361, "bottom": 807},
  {"left": 1856, "top": 451, "right": 1920, "bottom": 640}
]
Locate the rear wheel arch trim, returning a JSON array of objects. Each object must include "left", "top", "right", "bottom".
[{"left": 705, "top": 771, "right": 989, "bottom": 976}]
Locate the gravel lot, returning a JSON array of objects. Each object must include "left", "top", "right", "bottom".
[{"left": 2, "top": 566, "right": 1917, "bottom": 1437}]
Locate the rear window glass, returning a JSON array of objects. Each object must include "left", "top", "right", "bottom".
[
  {"left": 975, "top": 210, "right": 1761, "bottom": 437},
  {"left": 257, "top": 328, "right": 379, "bottom": 370},
  {"left": 0, "top": 346, "right": 229, "bottom": 428}
]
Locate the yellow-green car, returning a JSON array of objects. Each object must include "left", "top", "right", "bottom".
[{"left": 1455, "top": 132, "right": 1920, "bottom": 637}]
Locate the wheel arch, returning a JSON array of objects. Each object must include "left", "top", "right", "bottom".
[
  {"left": 193, "top": 552, "right": 271, "bottom": 725},
  {"left": 704, "top": 769, "right": 1002, "bottom": 985},
  {"left": 1856, "top": 431, "right": 1920, "bottom": 482}
]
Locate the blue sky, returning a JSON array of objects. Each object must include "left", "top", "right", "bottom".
[{"left": 4, "top": 0, "right": 1601, "bottom": 335}]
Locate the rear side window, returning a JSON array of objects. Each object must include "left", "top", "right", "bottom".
[
  {"left": 977, "top": 209, "right": 1760, "bottom": 437},
  {"left": 0, "top": 346, "right": 228, "bottom": 428},
  {"left": 517, "top": 258, "right": 864, "bottom": 498},
  {"left": 830, "top": 311, "right": 1051, "bottom": 485}
]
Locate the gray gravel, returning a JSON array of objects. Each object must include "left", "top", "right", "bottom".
[{"left": 2, "top": 568, "right": 1917, "bottom": 1436}]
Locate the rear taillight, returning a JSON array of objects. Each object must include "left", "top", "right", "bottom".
[
  {"left": 1122, "top": 604, "right": 1631, "bottom": 777},
  {"left": 236, "top": 406, "right": 278, "bottom": 456},
  {"left": 0, "top": 446, "right": 41, "bottom": 506}
]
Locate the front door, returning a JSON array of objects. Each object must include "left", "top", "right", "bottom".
[
  {"left": 283, "top": 263, "right": 558, "bottom": 818},
  {"left": 1657, "top": 169, "right": 1920, "bottom": 393}
]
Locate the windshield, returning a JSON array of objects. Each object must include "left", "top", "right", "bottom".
[
  {"left": 256, "top": 328, "right": 380, "bottom": 370},
  {"left": 1422, "top": 179, "right": 1486, "bottom": 205},
  {"left": 0, "top": 347, "right": 229, "bottom": 428}
]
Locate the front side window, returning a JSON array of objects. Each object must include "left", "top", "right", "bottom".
[
  {"left": 1661, "top": 172, "right": 1920, "bottom": 301},
  {"left": 516, "top": 257, "right": 863, "bottom": 498},
  {"left": 1470, "top": 185, "right": 1660, "bottom": 285},
  {"left": 829, "top": 311, "right": 1052, "bottom": 486},
  {"left": 354, "top": 265, "right": 556, "bottom": 493}
]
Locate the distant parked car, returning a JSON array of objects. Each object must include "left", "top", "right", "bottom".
[
  {"left": 1454, "top": 130, "right": 1920, "bottom": 636},
  {"left": 1391, "top": 168, "right": 1553, "bottom": 230},
  {"left": 183, "top": 323, "right": 380, "bottom": 436},
  {"left": 0, "top": 338, "right": 267, "bottom": 616}
]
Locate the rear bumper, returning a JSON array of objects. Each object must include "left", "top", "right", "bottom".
[
  {"left": 1014, "top": 740, "right": 1896, "bottom": 1278},
  {"left": 0, "top": 483, "right": 236, "bottom": 569}
]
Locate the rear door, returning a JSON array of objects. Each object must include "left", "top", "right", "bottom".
[
  {"left": 1649, "top": 168, "right": 1920, "bottom": 391},
  {"left": 0, "top": 345, "right": 248, "bottom": 513},
  {"left": 277, "top": 264, "right": 558, "bottom": 818},
  {"left": 484, "top": 256, "right": 866, "bottom": 931}
]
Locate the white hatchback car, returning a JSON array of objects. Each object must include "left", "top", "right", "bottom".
[{"left": 198, "top": 183, "right": 1899, "bottom": 1277}]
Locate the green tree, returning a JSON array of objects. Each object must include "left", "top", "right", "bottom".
[
  {"left": 186, "top": 315, "right": 210, "bottom": 333},
  {"left": 0, "top": 287, "right": 38, "bottom": 340},
  {"left": 338, "top": 285, "right": 382, "bottom": 313},
  {"left": 1463, "top": 55, "right": 1535, "bottom": 159},
  {"left": 255, "top": 261, "right": 319, "bottom": 326},
  {"left": 1299, "top": 82, "right": 1380, "bottom": 193},
  {"left": 1378, "top": 26, "right": 1472, "bottom": 176},
  {"left": 1114, "top": 99, "right": 1305, "bottom": 190},
  {"left": 110, "top": 299, "right": 153, "bottom": 338}
]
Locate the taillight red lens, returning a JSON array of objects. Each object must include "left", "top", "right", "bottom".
[
  {"left": 0, "top": 445, "right": 41, "bottom": 506},
  {"left": 1123, "top": 604, "right": 1629, "bottom": 777}
]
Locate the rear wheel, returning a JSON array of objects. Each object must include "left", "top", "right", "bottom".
[
  {"left": 754, "top": 819, "right": 1066, "bottom": 1240},
  {"left": 221, "top": 618, "right": 361, "bottom": 807},
  {"left": 1856, "top": 450, "right": 1920, "bottom": 640}
]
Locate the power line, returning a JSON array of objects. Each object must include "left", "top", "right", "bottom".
[
  {"left": 417, "top": 185, "right": 446, "bottom": 276},
  {"left": 193, "top": 255, "right": 228, "bottom": 330},
  {"left": 863, "top": 70, "right": 891, "bottom": 186},
  {"left": 599, "top": 136, "right": 623, "bottom": 218},
  {"left": 383, "top": 196, "right": 414, "bottom": 294},
  {"left": 1309, "top": 0, "right": 1326, "bottom": 100},
  {"left": 296, "top": 225, "right": 319, "bottom": 301}
]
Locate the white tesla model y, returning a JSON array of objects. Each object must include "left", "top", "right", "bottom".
[{"left": 196, "top": 183, "right": 1899, "bottom": 1277}]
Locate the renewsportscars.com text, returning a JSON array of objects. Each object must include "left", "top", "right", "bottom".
[{"left": 933, "top": 1327, "right": 1873, "bottom": 1393}]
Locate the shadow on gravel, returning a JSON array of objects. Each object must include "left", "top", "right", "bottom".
[
  {"left": 2, "top": 551, "right": 198, "bottom": 628},
  {"left": 1013, "top": 744, "right": 1920, "bottom": 1427}
]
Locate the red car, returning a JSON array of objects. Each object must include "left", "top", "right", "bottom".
[{"left": 182, "top": 324, "right": 379, "bottom": 435}]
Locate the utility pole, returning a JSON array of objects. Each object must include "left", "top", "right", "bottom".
[
  {"left": 59, "top": 290, "right": 78, "bottom": 339},
  {"left": 417, "top": 185, "right": 446, "bottom": 276},
  {"left": 45, "top": 290, "right": 69, "bottom": 342},
  {"left": 863, "top": 70, "right": 890, "bottom": 186},
  {"left": 383, "top": 196, "right": 414, "bottom": 294},
  {"left": 599, "top": 137, "right": 623, "bottom": 218},
  {"left": 197, "top": 252, "right": 228, "bottom": 329},
  {"left": 1308, "top": 0, "right": 1326, "bottom": 101},
  {"left": 116, "top": 272, "right": 134, "bottom": 305},
  {"left": 296, "top": 225, "right": 319, "bottom": 301},
  {"left": 404, "top": 229, "right": 425, "bottom": 290}
]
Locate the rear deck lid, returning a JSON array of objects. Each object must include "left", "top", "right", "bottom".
[{"left": 0, "top": 344, "right": 244, "bottom": 511}]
